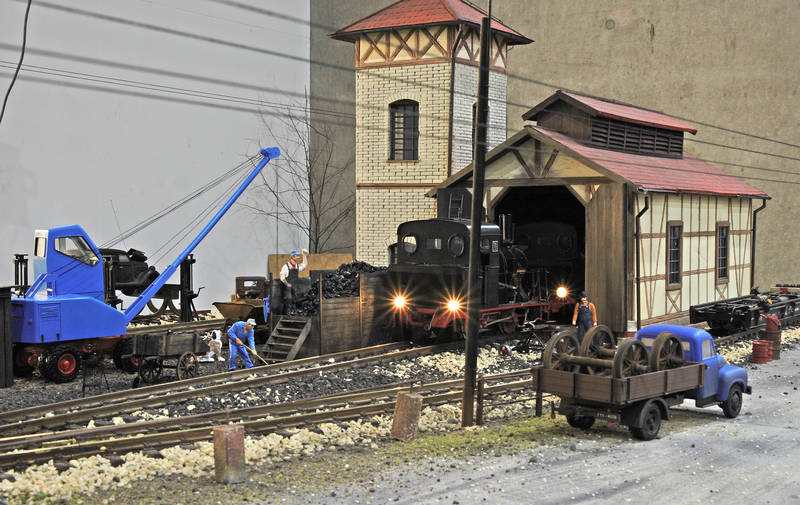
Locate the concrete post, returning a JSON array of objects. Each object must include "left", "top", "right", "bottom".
[
  {"left": 214, "top": 425, "right": 245, "bottom": 484},
  {"left": 391, "top": 391, "right": 423, "bottom": 441}
]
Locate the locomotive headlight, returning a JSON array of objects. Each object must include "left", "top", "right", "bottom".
[
  {"left": 393, "top": 296, "right": 407, "bottom": 309},
  {"left": 447, "top": 299, "right": 461, "bottom": 312},
  {"left": 556, "top": 286, "right": 568, "bottom": 299}
]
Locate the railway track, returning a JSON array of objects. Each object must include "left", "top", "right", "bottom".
[
  {"left": 713, "top": 312, "right": 800, "bottom": 346},
  {"left": 0, "top": 341, "right": 472, "bottom": 435},
  {"left": 0, "top": 374, "right": 534, "bottom": 471}
]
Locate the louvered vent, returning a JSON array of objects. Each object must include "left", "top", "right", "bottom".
[{"left": 590, "top": 117, "right": 683, "bottom": 158}]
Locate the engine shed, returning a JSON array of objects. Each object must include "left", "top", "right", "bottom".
[{"left": 428, "top": 90, "right": 769, "bottom": 334}]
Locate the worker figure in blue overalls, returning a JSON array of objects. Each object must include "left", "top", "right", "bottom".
[
  {"left": 279, "top": 249, "right": 308, "bottom": 313},
  {"left": 227, "top": 318, "right": 255, "bottom": 370},
  {"left": 571, "top": 291, "right": 597, "bottom": 343}
]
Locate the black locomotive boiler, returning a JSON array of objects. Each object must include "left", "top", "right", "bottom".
[{"left": 383, "top": 215, "right": 582, "bottom": 342}]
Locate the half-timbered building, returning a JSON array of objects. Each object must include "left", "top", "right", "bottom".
[
  {"left": 429, "top": 90, "right": 769, "bottom": 333},
  {"left": 330, "top": 0, "right": 532, "bottom": 265}
]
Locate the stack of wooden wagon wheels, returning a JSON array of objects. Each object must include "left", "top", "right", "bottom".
[{"left": 542, "top": 326, "right": 685, "bottom": 378}]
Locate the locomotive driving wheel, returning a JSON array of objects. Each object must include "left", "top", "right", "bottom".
[
  {"left": 542, "top": 331, "right": 581, "bottom": 372},
  {"left": 579, "top": 325, "right": 616, "bottom": 375},
  {"left": 176, "top": 352, "right": 199, "bottom": 380},
  {"left": 648, "top": 332, "right": 685, "bottom": 371},
  {"left": 612, "top": 339, "right": 650, "bottom": 378}
]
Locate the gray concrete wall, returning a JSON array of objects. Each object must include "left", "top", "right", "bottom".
[
  {"left": 311, "top": 0, "right": 800, "bottom": 287},
  {"left": 0, "top": 0, "right": 310, "bottom": 310}
]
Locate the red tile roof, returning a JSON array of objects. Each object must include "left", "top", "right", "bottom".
[
  {"left": 526, "top": 125, "right": 767, "bottom": 197},
  {"left": 523, "top": 90, "right": 697, "bottom": 134},
  {"left": 331, "top": 0, "right": 532, "bottom": 44}
]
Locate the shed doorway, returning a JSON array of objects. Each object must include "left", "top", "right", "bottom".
[{"left": 493, "top": 186, "right": 585, "bottom": 318}]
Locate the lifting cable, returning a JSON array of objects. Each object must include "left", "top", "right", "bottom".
[{"left": 100, "top": 154, "right": 258, "bottom": 248}]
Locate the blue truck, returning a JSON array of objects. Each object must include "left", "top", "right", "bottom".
[
  {"left": 9, "top": 147, "right": 279, "bottom": 382},
  {"left": 533, "top": 324, "right": 751, "bottom": 440}
]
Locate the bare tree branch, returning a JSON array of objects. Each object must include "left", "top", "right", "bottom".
[{"left": 246, "top": 93, "right": 355, "bottom": 254}]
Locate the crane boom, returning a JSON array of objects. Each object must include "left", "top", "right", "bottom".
[{"left": 123, "top": 147, "right": 280, "bottom": 324}]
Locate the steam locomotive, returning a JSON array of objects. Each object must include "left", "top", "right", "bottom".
[{"left": 383, "top": 213, "right": 583, "bottom": 342}]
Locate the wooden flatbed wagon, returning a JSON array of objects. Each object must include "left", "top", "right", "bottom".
[
  {"left": 532, "top": 362, "right": 705, "bottom": 440},
  {"left": 126, "top": 318, "right": 225, "bottom": 383}
]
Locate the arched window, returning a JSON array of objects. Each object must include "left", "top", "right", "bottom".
[{"left": 389, "top": 100, "right": 418, "bottom": 161}]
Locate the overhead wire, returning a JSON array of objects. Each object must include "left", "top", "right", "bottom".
[
  {"left": 3, "top": 63, "right": 799, "bottom": 193},
  {"left": 14, "top": 0, "right": 800, "bottom": 157},
  {"left": 4, "top": 66, "right": 799, "bottom": 193},
  {"left": 1, "top": 0, "right": 798, "bottom": 213},
  {"left": 202, "top": 0, "right": 800, "bottom": 153},
  {"left": 0, "top": 0, "right": 32, "bottom": 127},
  {"left": 100, "top": 154, "right": 258, "bottom": 248}
]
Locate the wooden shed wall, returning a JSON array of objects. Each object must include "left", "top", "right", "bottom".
[
  {"left": 635, "top": 193, "right": 753, "bottom": 325},
  {"left": 585, "top": 183, "right": 626, "bottom": 332}
]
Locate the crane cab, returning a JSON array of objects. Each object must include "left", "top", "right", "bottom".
[{"left": 12, "top": 225, "right": 126, "bottom": 345}]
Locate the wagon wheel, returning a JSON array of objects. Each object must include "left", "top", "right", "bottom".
[
  {"left": 612, "top": 339, "right": 650, "bottom": 378},
  {"left": 648, "top": 332, "right": 685, "bottom": 371},
  {"left": 176, "top": 352, "right": 199, "bottom": 380},
  {"left": 146, "top": 299, "right": 170, "bottom": 316},
  {"left": 542, "top": 331, "right": 581, "bottom": 372},
  {"left": 139, "top": 358, "right": 163, "bottom": 384},
  {"left": 579, "top": 325, "right": 616, "bottom": 375}
]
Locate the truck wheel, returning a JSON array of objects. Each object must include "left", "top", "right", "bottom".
[
  {"left": 630, "top": 403, "right": 661, "bottom": 441},
  {"left": 41, "top": 345, "right": 82, "bottom": 383},
  {"left": 721, "top": 384, "right": 743, "bottom": 418},
  {"left": 566, "top": 415, "right": 595, "bottom": 430}
]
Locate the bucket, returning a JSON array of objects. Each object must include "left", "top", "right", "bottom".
[
  {"left": 760, "top": 329, "right": 782, "bottom": 359},
  {"left": 751, "top": 340, "right": 773, "bottom": 364}
]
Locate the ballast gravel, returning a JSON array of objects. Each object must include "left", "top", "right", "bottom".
[
  {"left": 0, "top": 346, "right": 542, "bottom": 503},
  {"left": 2, "top": 328, "right": 798, "bottom": 503}
]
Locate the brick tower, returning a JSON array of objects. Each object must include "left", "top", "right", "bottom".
[{"left": 331, "top": 0, "right": 531, "bottom": 265}]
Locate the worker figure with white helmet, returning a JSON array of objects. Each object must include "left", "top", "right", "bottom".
[
  {"left": 280, "top": 248, "right": 308, "bottom": 313},
  {"left": 227, "top": 318, "right": 256, "bottom": 370}
]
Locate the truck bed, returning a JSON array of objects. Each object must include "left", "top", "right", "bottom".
[{"left": 531, "top": 362, "right": 706, "bottom": 406}]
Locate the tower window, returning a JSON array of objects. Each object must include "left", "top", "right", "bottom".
[{"left": 389, "top": 100, "right": 418, "bottom": 161}]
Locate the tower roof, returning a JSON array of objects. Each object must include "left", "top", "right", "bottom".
[{"left": 331, "top": 0, "right": 532, "bottom": 45}]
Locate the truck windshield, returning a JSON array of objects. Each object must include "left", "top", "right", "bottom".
[{"left": 54, "top": 236, "right": 100, "bottom": 266}]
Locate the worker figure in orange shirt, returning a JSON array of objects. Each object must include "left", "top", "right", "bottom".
[{"left": 572, "top": 291, "right": 597, "bottom": 342}]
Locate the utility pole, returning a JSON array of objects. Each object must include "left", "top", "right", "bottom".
[{"left": 462, "top": 14, "right": 491, "bottom": 427}]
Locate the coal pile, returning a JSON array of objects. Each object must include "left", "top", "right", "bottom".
[{"left": 293, "top": 261, "right": 385, "bottom": 316}]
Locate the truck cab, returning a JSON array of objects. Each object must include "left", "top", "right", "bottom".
[{"left": 636, "top": 324, "right": 751, "bottom": 415}]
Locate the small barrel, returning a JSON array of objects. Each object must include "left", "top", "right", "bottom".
[
  {"left": 759, "top": 329, "right": 782, "bottom": 360},
  {"left": 751, "top": 340, "right": 773, "bottom": 364}
]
